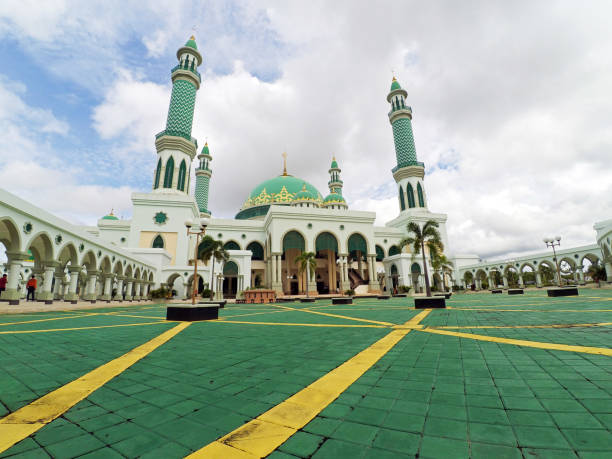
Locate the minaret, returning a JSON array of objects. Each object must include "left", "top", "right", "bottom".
[
  {"left": 195, "top": 142, "right": 212, "bottom": 216},
  {"left": 328, "top": 156, "right": 343, "bottom": 196},
  {"left": 152, "top": 36, "right": 202, "bottom": 194},
  {"left": 387, "top": 77, "right": 428, "bottom": 212}
]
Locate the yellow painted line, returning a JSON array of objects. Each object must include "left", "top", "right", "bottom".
[
  {"left": 187, "top": 310, "right": 432, "bottom": 458},
  {"left": 420, "top": 327, "right": 612, "bottom": 356},
  {"left": 211, "top": 320, "right": 388, "bottom": 329},
  {"left": 0, "top": 313, "right": 98, "bottom": 327},
  {"left": 219, "top": 310, "right": 289, "bottom": 320},
  {"left": 0, "top": 322, "right": 190, "bottom": 453},
  {"left": 272, "top": 304, "right": 395, "bottom": 326},
  {"left": 101, "top": 313, "right": 167, "bottom": 320},
  {"left": 435, "top": 322, "right": 612, "bottom": 330},
  {"left": 0, "top": 321, "right": 171, "bottom": 335}
]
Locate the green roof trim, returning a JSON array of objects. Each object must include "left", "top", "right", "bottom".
[{"left": 101, "top": 214, "right": 119, "bottom": 221}]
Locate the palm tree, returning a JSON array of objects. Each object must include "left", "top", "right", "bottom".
[
  {"left": 587, "top": 263, "right": 607, "bottom": 283},
  {"left": 399, "top": 220, "right": 443, "bottom": 297},
  {"left": 429, "top": 244, "right": 453, "bottom": 292},
  {"left": 295, "top": 252, "right": 317, "bottom": 298},
  {"left": 198, "top": 236, "right": 229, "bottom": 299}
]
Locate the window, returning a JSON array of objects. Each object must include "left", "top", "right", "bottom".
[
  {"left": 407, "top": 183, "right": 416, "bottom": 208},
  {"left": 154, "top": 159, "right": 162, "bottom": 189},
  {"left": 417, "top": 183, "right": 425, "bottom": 207},
  {"left": 163, "top": 156, "right": 174, "bottom": 188},
  {"left": 152, "top": 235, "right": 164, "bottom": 249},
  {"left": 399, "top": 185, "right": 405, "bottom": 210},
  {"left": 177, "top": 160, "right": 187, "bottom": 191}
]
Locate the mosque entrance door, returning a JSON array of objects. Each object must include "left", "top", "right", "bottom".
[{"left": 223, "top": 261, "right": 238, "bottom": 299}]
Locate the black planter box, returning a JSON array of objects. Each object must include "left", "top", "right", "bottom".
[
  {"left": 199, "top": 300, "right": 226, "bottom": 308},
  {"left": 166, "top": 305, "right": 219, "bottom": 321},
  {"left": 434, "top": 293, "right": 452, "bottom": 299},
  {"left": 275, "top": 298, "right": 295, "bottom": 303},
  {"left": 508, "top": 289, "right": 524, "bottom": 295},
  {"left": 377, "top": 295, "right": 391, "bottom": 300},
  {"left": 491, "top": 289, "right": 503, "bottom": 294},
  {"left": 547, "top": 287, "right": 579, "bottom": 297},
  {"left": 414, "top": 297, "right": 446, "bottom": 309},
  {"left": 300, "top": 298, "right": 316, "bottom": 303},
  {"left": 332, "top": 297, "right": 353, "bottom": 305},
  {"left": 393, "top": 294, "right": 407, "bottom": 297}
]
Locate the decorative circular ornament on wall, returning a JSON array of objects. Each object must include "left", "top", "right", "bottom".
[
  {"left": 120, "top": 237, "right": 126, "bottom": 243},
  {"left": 218, "top": 233, "right": 223, "bottom": 238},
  {"left": 97, "top": 250, "right": 102, "bottom": 257},
  {"left": 23, "top": 222, "right": 33, "bottom": 234},
  {"left": 154, "top": 212, "right": 168, "bottom": 225},
  {"left": 307, "top": 223, "right": 313, "bottom": 229},
  {"left": 340, "top": 225, "right": 345, "bottom": 230},
  {"left": 79, "top": 243, "right": 85, "bottom": 252},
  {"left": 55, "top": 235, "right": 62, "bottom": 245},
  {"left": 384, "top": 239, "right": 387, "bottom": 243},
  {"left": 241, "top": 234, "right": 246, "bottom": 239}
]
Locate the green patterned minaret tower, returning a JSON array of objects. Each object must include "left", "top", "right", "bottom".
[
  {"left": 152, "top": 36, "right": 202, "bottom": 194},
  {"left": 387, "top": 77, "right": 428, "bottom": 212},
  {"left": 195, "top": 142, "right": 212, "bottom": 216},
  {"left": 328, "top": 156, "right": 343, "bottom": 195}
]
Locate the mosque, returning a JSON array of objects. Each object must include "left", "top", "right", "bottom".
[
  {"left": 90, "top": 36, "right": 457, "bottom": 300},
  {"left": 1, "top": 36, "right": 609, "bottom": 303}
]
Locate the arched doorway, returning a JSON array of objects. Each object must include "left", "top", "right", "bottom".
[
  {"left": 246, "top": 241, "right": 264, "bottom": 288},
  {"left": 282, "top": 231, "right": 306, "bottom": 295},
  {"left": 315, "top": 232, "right": 339, "bottom": 294},
  {"left": 223, "top": 261, "right": 239, "bottom": 298},
  {"left": 390, "top": 264, "right": 399, "bottom": 292},
  {"left": 348, "top": 233, "right": 368, "bottom": 288},
  {"left": 388, "top": 245, "right": 400, "bottom": 256}
]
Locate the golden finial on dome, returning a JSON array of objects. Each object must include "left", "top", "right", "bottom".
[
  {"left": 190, "top": 35, "right": 195, "bottom": 40},
  {"left": 301, "top": 183, "right": 307, "bottom": 191},
  {"left": 332, "top": 154, "right": 336, "bottom": 161},
  {"left": 109, "top": 208, "right": 115, "bottom": 216},
  {"left": 282, "top": 151, "right": 288, "bottom": 176}
]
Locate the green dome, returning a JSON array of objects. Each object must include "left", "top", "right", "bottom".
[
  {"left": 390, "top": 77, "right": 401, "bottom": 91},
  {"left": 201, "top": 142, "right": 210, "bottom": 155},
  {"left": 101, "top": 212, "right": 119, "bottom": 221},
  {"left": 330, "top": 158, "right": 338, "bottom": 169},
  {"left": 242, "top": 175, "right": 322, "bottom": 210},
  {"left": 323, "top": 192, "right": 346, "bottom": 204},
  {"left": 185, "top": 36, "right": 198, "bottom": 50},
  {"left": 294, "top": 184, "right": 317, "bottom": 201}
]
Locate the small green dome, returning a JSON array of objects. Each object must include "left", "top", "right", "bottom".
[
  {"left": 295, "top": 184, "right": 316, "bottom": 201},
  {"left": 331, "top": 158, "right": 338, "bottom": 169},
  {"left": 101, "top": 211, "right": 119, "bottom": 221},
  {"left": 201, "top": 142, "right": 210, "bottom": 155},
  {"left": 323, "top": 193, "right": 346, "bottom": 204},
  {"left": 185, "top": 35, "right": 198, "bottom": 50},
  {"left": 390, "top": 77, "right": 401, "bottom": 91}
]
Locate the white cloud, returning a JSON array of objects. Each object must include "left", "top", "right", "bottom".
[{"left": 2, "top": 1, "right": 612, "bottom": 259}]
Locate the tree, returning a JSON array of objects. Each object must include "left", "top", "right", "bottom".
[
  {"left": 428, "top": 243, "right": 453, "bottom": 292},
  {"left": 399, "top": 220, "right": 442, "bottom": 297},
  {"left": 198, "top": 236, "right": 229, "bottom": 299},
  {"left": 295, "top": 252, "right": 317, "bottom": 297},
  {"left": 587, "top": 263, "right": 607, "bottom": 283}
]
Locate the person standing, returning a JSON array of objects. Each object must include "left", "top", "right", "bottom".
[
  {"left": 26, "top": 275, "right": 37, "bottom": 301},
  {"left": 0, "top": 273, "right": 7, "bottom": 297}
]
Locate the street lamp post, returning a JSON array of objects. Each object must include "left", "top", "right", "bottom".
[
  {"left": 543, "top": 236, "right": 562, "bottom": 287},
  {"left": 186, "top": 218, "right": 209, "bottom": 305}
]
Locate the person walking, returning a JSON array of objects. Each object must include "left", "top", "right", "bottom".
[
  {"left": 26, "top": 275, "right": 37, "bottom": 301},
  {"left": 0, "top": 273, "right": 7, "bottom": 297}
]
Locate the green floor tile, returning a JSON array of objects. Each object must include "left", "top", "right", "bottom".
[
  {"left": 514, "top": 425, "right": 571, "bottom": 449},
  {"left": 561, "top": 429, "right": 612, "bottom": 451},
  {"left": 372, "top": 428, "right": 419, "bottom": 454},
  {"left": 424, "top": 416, "right": 467, "bottom": 440},
  {"left": 419, "top": 435, "right": 469, "bottom": 459},
  {"left": 470, "top": 442, "right": 522, "bottom": 459},
  {"left": 279, "top": 431, "right": 324, "bottom": 457},
  {"left": 469, "top": 422, "right": 517, "bottom": 446}
]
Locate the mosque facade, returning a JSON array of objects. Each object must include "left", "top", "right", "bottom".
[{"left": 92, "top": 37, "right": 454, "bottom": 299}]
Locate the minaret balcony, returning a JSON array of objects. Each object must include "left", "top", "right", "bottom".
[
  {"left": 328, "top": 179, "right": 343, "bottom": 187},
  {"left": 392, "top": 161, "right": 424, "bottom": 173},
  {"left": 388, "top": 106, "right": 412, "bottom": 116},
  {"left": 155, "top": 130, "right": 198, "bottom": 148},
  {"left": 171, "top": 64, "right": 201, "bottom": 83}
]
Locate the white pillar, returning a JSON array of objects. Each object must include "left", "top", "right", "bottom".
[
  {"left": 84, "top": 271, "right": 98, "bottom": 301},
  {"left": 53, "top": 267, "right": 64, "bottom": 299},
  {"left": 125, "top": 279, "right": 133, "bottom": 300},
  {"left": 518, "top": 274, "right": 524, "bottom": 288},
  {"left": 536, "top": 272, "right": 542, "bottom": 287},
  {"left": 65, "top": 266, "right": 81, "bottom": 301},
  {"left": 502, "top": 276, "right": 508, "bottom": 288},
  {"left": 276, "top": 255, "right": 282, "bottom": 286},
  {"left": 38, "top": 265, "right": 56, "bottom": 302},
  {"left": 271, "top": 256, "right": 277, "bottom": 284},
  {"left": 114, "top": 276, "right": 124, "bottom": 300},
  {"left": 2, "top": 252, "right": 27, "bottom": 302}
]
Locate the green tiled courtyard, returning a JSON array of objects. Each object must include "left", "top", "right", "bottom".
[{"left": 0, "top": 289, "right": 611, "bottom": 458}]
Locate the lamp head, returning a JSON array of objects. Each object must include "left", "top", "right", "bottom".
[
  {"left": 199, "top": 217, "right": 210, "bottom": 229},
  {"left": 185, "top": 219, "right": 193, "bottom": 229},
  {"left": 543, "top": 238, "right": 549, "bottom": 244},
  {"left": 555, "top": 236, "right": 561, "bottom": 241}
]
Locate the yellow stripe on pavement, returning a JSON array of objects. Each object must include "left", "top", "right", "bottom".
[
  {"left": 211, "top": 320, "right": 387, "bottom": 329},
  {"left": 0, "top": 321, "right": 172, "bottom": 335},
  {"left": 420, "top": 327, "right": 612, "bottom": 356},
  {"left": 0, "top": 322, "right": 190, "bottom": 454},
  {"left": 436, "top": 322, "right": 612, "bottom": 330},
  {"left": 187, "top": 310, "right": 432, "bottom": 458},
  {"left": 272, "top": 304, "right": 395, "bottom": 326}
]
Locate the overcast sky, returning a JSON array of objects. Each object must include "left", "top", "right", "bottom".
[{"left": 0, "top": 0, "right": 611, "bottom": 260}]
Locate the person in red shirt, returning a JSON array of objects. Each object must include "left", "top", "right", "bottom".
[
  {"left": 0, "top": 274, "right": 7, "bottom": 296},
  {"left": 26, "top": 275, "right": 37, "bottom": 301}
]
